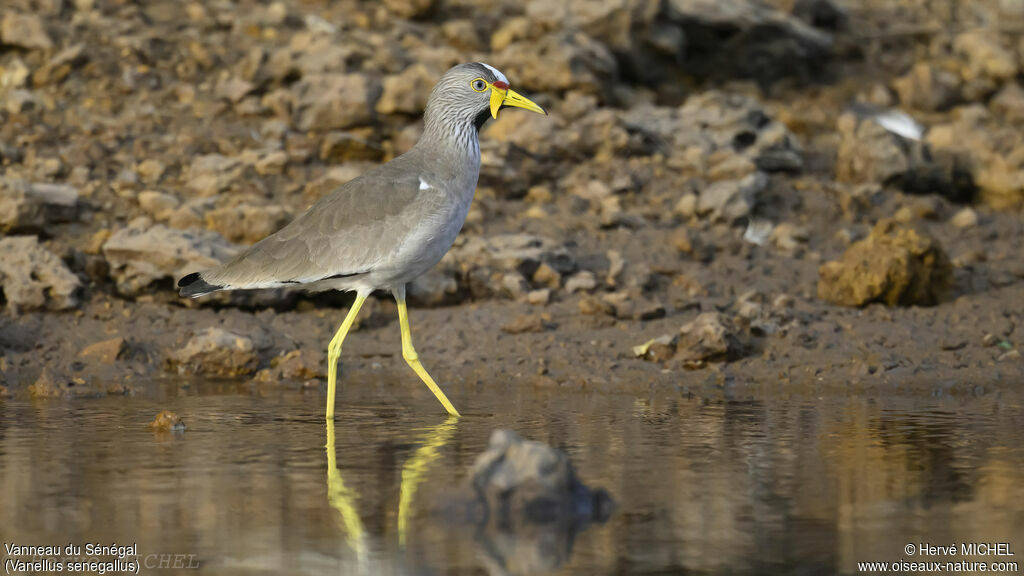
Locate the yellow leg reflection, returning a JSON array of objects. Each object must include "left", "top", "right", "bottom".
[
  {"left": 326, "top": 419, "right": 367, "bottom": 565},
  {"left": 398, "top": 417, "right": 459, "bottom": 548}
]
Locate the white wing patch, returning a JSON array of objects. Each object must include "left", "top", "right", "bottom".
[
  {"left": 478, "top": 62, "right": 508, "bottom": 84},
  {"left": 418, "top": 177, "right": 430, "bottom": 191},
  {"left": 875, "top": 109, "right": 924, "bottom": 141}
]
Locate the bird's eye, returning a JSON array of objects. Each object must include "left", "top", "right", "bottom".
[{"left": 471, "top": 78, "right": 488, "bottom": 92}]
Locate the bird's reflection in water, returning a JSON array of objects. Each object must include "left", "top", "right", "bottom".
[{"left": 324, "top": 417, "right": 459, "bottom": 570}]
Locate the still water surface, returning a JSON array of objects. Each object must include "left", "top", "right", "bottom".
[{"left": 1, "top": 377, "right": 1022, "bottom": 575}]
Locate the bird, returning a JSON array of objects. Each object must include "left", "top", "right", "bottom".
[{"left": 177, "top": 62, "right": 547, "bottom": 419}]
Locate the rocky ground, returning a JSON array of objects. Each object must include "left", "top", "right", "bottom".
[{"left": 0, "top": 0, "right": 1022, "bottom": 401}]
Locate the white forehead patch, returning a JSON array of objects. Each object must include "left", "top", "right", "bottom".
[{"left": 478, "top": 62, "right": 508, "bottom": 84}]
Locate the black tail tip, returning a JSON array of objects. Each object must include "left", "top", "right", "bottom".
[{"left": 177, "top": 272, "right": 221, "bottom": 297}]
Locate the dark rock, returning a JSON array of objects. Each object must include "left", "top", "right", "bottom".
[{"left": 676, "top": 311, "right": 743, "bottom": 367}]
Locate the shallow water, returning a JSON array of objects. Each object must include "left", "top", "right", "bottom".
[{"left": 1, "top": 378, "right": 1023, "bottom": 575}]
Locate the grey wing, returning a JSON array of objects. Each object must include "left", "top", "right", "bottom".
[{"left": 201, "top": 161, "right": 424, "bottom": 289}]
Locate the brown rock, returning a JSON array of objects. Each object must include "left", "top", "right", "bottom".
[
  {"left": 502, "top": 314, "right": 547, "bottom": 334},
  {"left": 0, "top": 12, "right": 53, "bottom": 51},
  {"left": 817, "top": 219, "right": 952, "bottom": 307},
  {"left": 376, "top": 64, "right": 435, "bottom": 115},
  {"left": 676, "top": 312, "right": 741, "bottom": 367},
  {"left": 205, "top": 204, "right": 290, "bottom": 244},
  {"left": 30, "top": 368, "right": 104, "bottom": 399},
  {"left": 78, "top": 337, "right": 126, "bottom": 364},
  {"left": 293, "top": 73, "right": 377, "bottom": 131},
  {"left": 149, "top": 410, "right": 186, "bottom": 432},
  {"left": 167, "top": 327, "right": 260, "bottom": 377}
]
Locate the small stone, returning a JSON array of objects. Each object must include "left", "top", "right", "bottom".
[
  {"left": 673, "top": 193, "right": 698, "bottom": 219},
  {"left": 77, "top": 337, "right": 126, "bottom": 364},
  {"left": 671, "top": 228, "right": 693, "bottom": 254},
  {"left": 0, "top": 178, "right": 78, "bottom": 233},
  {"left": 138, "top": 190, "right": 181, "bottom": 220},
  {"left": 565, "top": 270, "right": 597, "bottom": 294},
  {"left": 677, "top": 312, "right": 741, "bottom": 367},
  {"left": 532, "top": 262, "right": 561, "bottom": 289},
  {"left": 578, "top": 295, "right": 613, "bottom": 316},
  {"left": 149, "top": 410, "right": 186, "bottom": 432},
  {"left": 606, "top": 250, "right": 625, "bottom": 287},
  {"left": 137, "top": 159, "right": 167, "bottom": 184},
  {"left": 633, "top": 334, "right": 676, "bottom": 361},
  {"left": 950, "top": 207, "right": 978, "bottom": 229},
  {"left": 502, "top": 314, "right": 547, "bottom": 334},
  {"left": 526, "top": 289, "right": 550, "bottom": 305}
]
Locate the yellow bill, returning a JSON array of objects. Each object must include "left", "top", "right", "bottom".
[{"left": 490, "top": 85, "right": 546, "bottom": 119}]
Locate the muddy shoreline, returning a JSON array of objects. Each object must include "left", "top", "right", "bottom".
[{"left": 1, "top": 0, "right": 1023, "bottom": 399}]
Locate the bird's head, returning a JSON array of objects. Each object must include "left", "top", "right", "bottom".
[{"left": 425, "top": 62, "right": 547, "bottom": 131}]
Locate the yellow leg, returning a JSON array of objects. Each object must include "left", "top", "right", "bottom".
[
  {"left": 395, "top": 293, "right": 461, "bottom": 417},
  {"left": 326, "top": 294, "right": 367, "bottom": 420}
]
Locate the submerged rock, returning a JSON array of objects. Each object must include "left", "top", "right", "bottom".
[
  {"left": 149, "top": 410, "right": 186, "bottom": 432},
  {"left": 470, "top": 430, "right": 612, "bottom": 527},
  {"left": 0, "top": 236, "right": 81, "bottom": 314},
  {"left": 818, "top": 219, "right": 951, "bottom": 307}
]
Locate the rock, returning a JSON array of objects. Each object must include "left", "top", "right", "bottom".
[
  {"left": 676, "top": 312, "right": 741, "bottom": 367},
  {"left": 527, "top": 289, "right": 551, "bottom": 305},
  {"left": 102, "top": 218, "right": 237, "bottom": 296},
  {"left": 137, "top": 159, "right": 167, "bottom": 184},
  {"left": 892, "top": 63, "right": 961, "bottom": 112},
  {"left": 502, "top": 314, "right": 547, "bottom": 334},
  {"left": 663, "top": 0, "right": 833, "bottom": 85},
  {"left": 452, "top": 234, "right": 576, "bottom": 282},
  {"left": 633, "top": 334, "right": 677, "bottom": 362},
  {"left": 950, "top": 207, "right": 978, "bottom": 229},
  {"left": 293, "top": 74, "right": 378, "bottom": 131},
  {"left": 470, "top": 430, "right": 612, "bottom": 526},
  {"left": 319, "top": 130, "right": 383, "bottom": 162},
  {"left": 494, "top": 32, "right": 617, "bottom": 95},
  {"left": 0, "top": 236, "right": 81, "bottom": 314},
  {"left": 0, "top": 178, "right": 79, "bottom": 233},
  {"left": 167, "top": 327, "right": 259, "bottom": 377},
  {"left": 185, "top": 154, "right": 243, "bottom": 197},
  {"left": 376, "top": 64, "right": 435, "bottom": 115},
  {"left": 29, "top": 368, "right": 105, "bottom": 399},
  {"left": 836, "top": 110, "right": 920, "bottom": 184},
  {"left": 953, "top": 31, "right": 1019, "bottom": 96},
  {"left": 0, "top": 12, "right": 53, "bottom": 51},
  {"left": 77, "top": 337, "right": 126, "bottom": 364},
  {"left": 32, "top": 43, "right": 87, "bottom": 85},
  {"left": 792, "top": 0, "right": 848, "bottom": 30},
  {"left": 138, "top": 190, "right": 181, "bottom": 220},
  {"left": 817, "top": 219, "right": 952, "bottom": 307},
  {"left": 204, "top": 204, "right": 290, "bottom": 244},
  {"left": 626, "top": 91, "right": 804, "bottom": 174},
  {"left": 255, "top": 349, "right": 323, "bottom": 383},
  {"left": 383, "top": 0, "right": 434, "bottom": 19},
  {"left": 565, "top": 270, "right": 597, "bottom": 294},
  {"left": 408, "top": 265, "right": 461, "bottom": 306},
  {"left": 697, "top": 171, "right": 767, "bottom": 223},
  {"left": 149, "top": 410, "right": 185, "bottom": 432}
]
